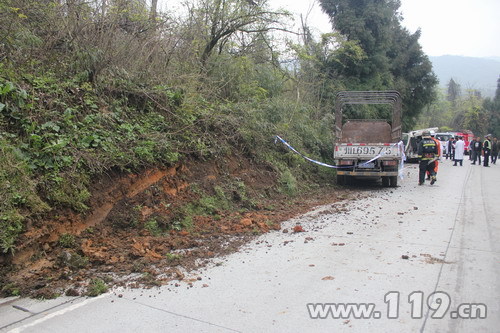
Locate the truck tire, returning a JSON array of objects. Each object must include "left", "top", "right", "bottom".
[
  {"left": 382, "top": 176, "right": 390, "bottom": 187},
  {"left": 336, "top": 175, "right": 345, "bottom": 185},
  {"left": 389, "top": 176, "right": 398, "bottom": 187}
]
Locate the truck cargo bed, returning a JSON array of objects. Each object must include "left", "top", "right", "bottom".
[{"left": 339, "top": 120, "right": 393, "bottom": 143}]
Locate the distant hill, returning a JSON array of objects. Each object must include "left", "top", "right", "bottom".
[{"left": 429, "top": 55, "right": 500, "bottom": 98}]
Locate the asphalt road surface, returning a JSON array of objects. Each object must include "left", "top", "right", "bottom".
[{"left": 1, "top": 158, "right": 499, "bottom": 333}]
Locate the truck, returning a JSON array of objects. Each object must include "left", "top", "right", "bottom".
[{"left": 334, "top": 91, "right": 403, "bottom": 187}]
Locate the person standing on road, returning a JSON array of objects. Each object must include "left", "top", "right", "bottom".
[
  {"left": 483, "top": 134, "right": 492, "bottom": 167},
  {"left": 491, "top": 137, "right": 498, "bottom": 165},
  {"left": 471, "top": 136, "right": 482, "bottom": 165},
  {"left": 446, "top": 137, "right": 455, "bottom": 160},
  {"left": 453, "top": 136, "right": 465, "bottom": 166},
  {"left": 469, "top": 137, "right": 475, "bottom": 160},
  {"left": 418, "top": 130, "right": 438, "bottom": 185}
]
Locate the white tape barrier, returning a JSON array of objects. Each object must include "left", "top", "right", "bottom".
[{"left": 274, "top": 136, "right": 406, "bottom": 179}]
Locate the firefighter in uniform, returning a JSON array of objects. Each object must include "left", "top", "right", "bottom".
[
  {"left": 426, "top": 134, "right": 441, "bottom": 180},
  {"left": 418, "top": 130, "right": 438, "bottom": 185}
]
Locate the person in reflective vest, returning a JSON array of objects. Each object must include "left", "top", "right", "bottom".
[
  {"left": 417, "top": 130, "right": 438, "bottom": 185},
  {"left": 483, "top": 134, "right": 492, "bottom": 167}
]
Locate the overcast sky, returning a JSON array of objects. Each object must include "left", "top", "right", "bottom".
[{"left": 268, "top": 0, "right": 500, "bottom": 58}]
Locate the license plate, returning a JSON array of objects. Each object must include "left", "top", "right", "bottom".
[
  {"left": 359, "top": 162, "right": 375, "bottom": 168},
  {"left": 340, "top": 146, "right": 395, "bottom": 156}
]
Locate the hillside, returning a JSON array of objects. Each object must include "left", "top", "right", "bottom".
[
  {"left": 0, "top": 0, "right": 340, "bottom": 298},
  {"left": 430, "top": 55, "right": 500, "bottom": 97},
  {"left": 0, "top": 0, "right": 439, "bottom": 298}
]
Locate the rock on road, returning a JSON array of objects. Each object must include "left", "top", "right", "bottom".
[{"left": 1, "top": 159, "right": 499, "bottom": 333}]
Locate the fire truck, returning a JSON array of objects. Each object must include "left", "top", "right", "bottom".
[{"left": 453, "top": 131, "right": 474, "bottom": 155}]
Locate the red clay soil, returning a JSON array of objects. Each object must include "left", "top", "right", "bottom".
[{"left": 0, "top": 155, "right": 347, "bottom": 299}]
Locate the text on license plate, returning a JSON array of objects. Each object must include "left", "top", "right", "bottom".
[
  {"left": 358, "top": 162, "right": 375, "bottom": 168},
  {"left": 343, "top": 146, "right": 393, "bottom": 155}
]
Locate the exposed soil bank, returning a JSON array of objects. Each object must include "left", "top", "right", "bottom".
[{"left": 0, "top": 154, "right": 343, "bottom": 299}]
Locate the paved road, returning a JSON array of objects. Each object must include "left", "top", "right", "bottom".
[{"left": 1, "top": 159, "right": 499, "bottom": 332}]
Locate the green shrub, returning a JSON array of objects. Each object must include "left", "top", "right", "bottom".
[
  {"left": 170, "top": 214, "right": 193, "bottom": 231},
  {"left": 57, "top": 251, "right": 88, "bottom": 270},
  {"left": 58, "top": 233, "right": 76, "bottom": 248},
  {"left": 279, "top": 169, "right": 298, "bottom": 196},
  {"left": 0, "top": 139, "right": 49, "bottom": 253},
  {"left": 165, "top": 253, "right": 182, "bottom": 261},
  {"left": 45, "top": 174, "right": 91, "bottom": 213},
  {"left": 144, "top": 218, "right": 162, "bottom": 236},
  {"left": 1, "top": 283, "right": 20, "bottom": 297},
  {"left": 86, "top": 278, "right": 108, "bottom": 297}
]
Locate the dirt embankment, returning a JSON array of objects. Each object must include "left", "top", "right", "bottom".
[{"left": 0, "top": 155, "right": 341, "bottom": 299}]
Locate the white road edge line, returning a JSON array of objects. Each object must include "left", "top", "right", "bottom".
[{"left": 7, "top": 293, "right": 109, "bottom": 333}]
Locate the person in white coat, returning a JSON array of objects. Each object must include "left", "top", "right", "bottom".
[{"left": 453, "top": 136, "right": 465, "bottom": 166}]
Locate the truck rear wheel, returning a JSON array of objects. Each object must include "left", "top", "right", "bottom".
[
  {"left": 382, "top": 176, "right": 390, "bottom": 187},
  {"left": 336, "top": 175, "right": 345, "bottom": 185},
  {"left": 389, "top": 176, "right": 398, "bottom": 187}
]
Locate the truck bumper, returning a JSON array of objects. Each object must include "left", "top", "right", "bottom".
[{"left": 336, "top": 171, "right": 399, "bottom": 177}]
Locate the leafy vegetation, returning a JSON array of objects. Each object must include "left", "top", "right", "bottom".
[
  {"left": 86, "top": 278, "right": 108, "bottom": 297},
  {"left": 318, "top": 0, "right": 438, "bottom": 128},
  {"left": 416, "top": 77, "right": 500, "bottom": 136},
  {"left": 57, "top": 250, "right": 89, "bottom": 270},
  {"left": 165, "top": 253, "right": 182, "bottom": 262},
  {"left": 1, "top": 283, "right": 20, "bottom": 296},
  {"left": 144, "top": 218, "right": 163, "bottom": 236},
  {"left": 0, "top": 137, "right": 49, "bottom": 253},
  {"left": 58, "top": 233, "right": 76, "bottom": 248},
  {"left": 0, "top": 0, "right": 437, "bottom": 254}
]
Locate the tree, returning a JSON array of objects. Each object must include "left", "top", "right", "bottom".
[
  {"left": 415, "top": 88, "right": 452, "bottom": 129},
  {"left": 464, "top": 106, "right": 488, "bottom": 135},
  {"left": 318, "top": 0, "right": 399, "bottom": 84},
  {"left": 289, "top": 31, "right": 365, "bottom": 109},
  {"left": 482, "top": 75, "right": 500, "bottom": 136},
  {"left": 462, "top": 91, "right": 488, "bottom": 135},
  {"left": 187, "top": 0, "right": 288, "bottom": 66},
  {"left": 447, "top": 78, "right": 461, "bottom": 105},
  {"left": 496, "top": 75, "right": 500, "bottom": 101},
  {"left": 150, "top": 0, "right": 158, "bottom": 23},
  {"left": 318, "top": 0, "right": 437, "bottom": 129},
  {"left": 389, "top": 26, "right": 437, "bottom": 129}
]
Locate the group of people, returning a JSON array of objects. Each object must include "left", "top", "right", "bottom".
[
  {"left": 445, "top": 134, "right": 498, "bottom": 166},
  {"left": 417, "top": 132, "right": 499, "bottom": 185},
  {"left": 468, "top": 135, "right": 498, "bottom": 166}
]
